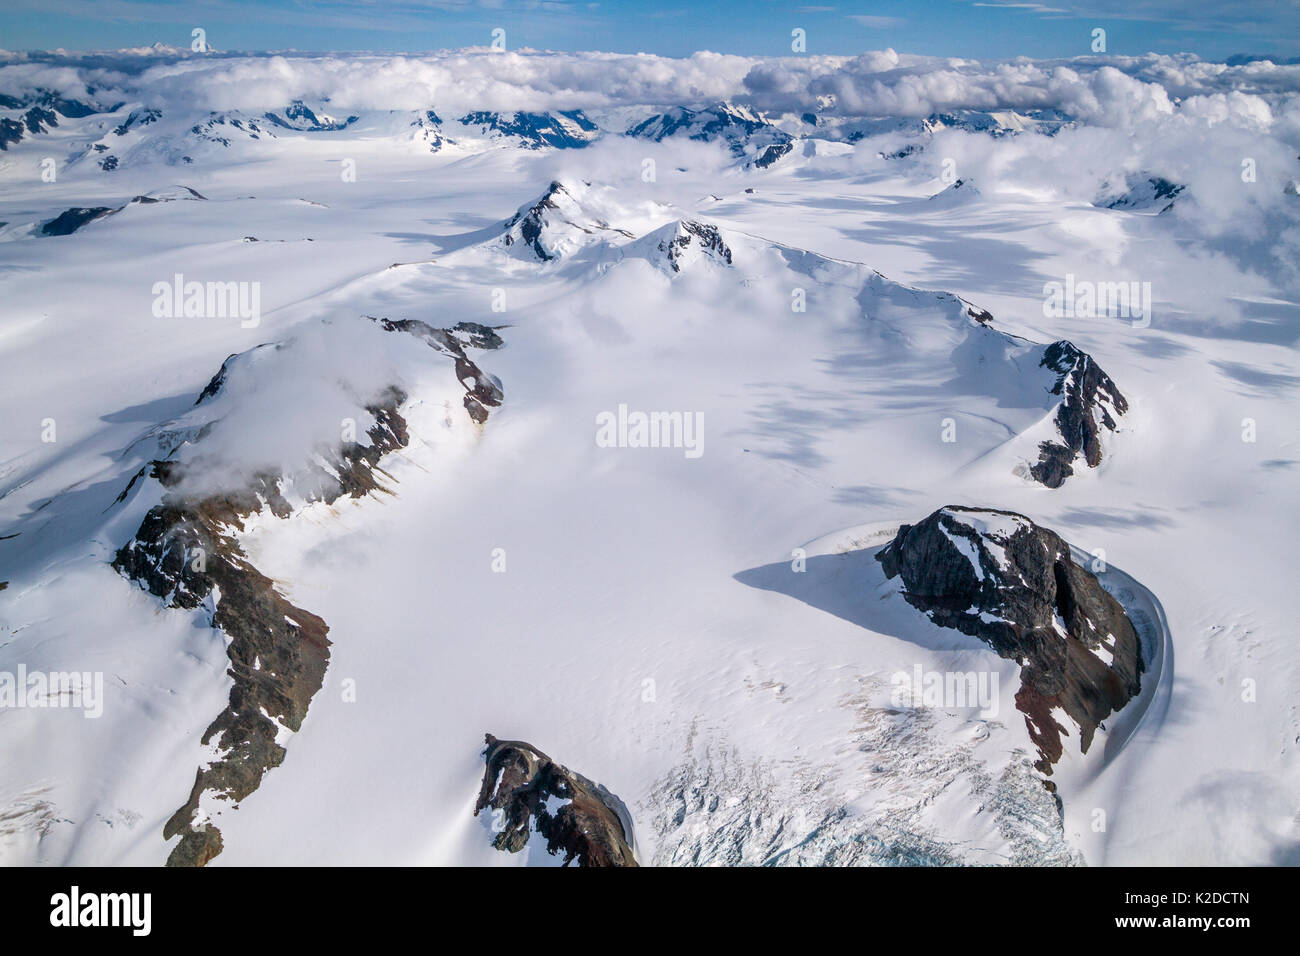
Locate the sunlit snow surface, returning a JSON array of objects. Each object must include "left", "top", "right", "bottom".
[{"left": 0, "top": 51, "right": 1298, "bottom": 866}]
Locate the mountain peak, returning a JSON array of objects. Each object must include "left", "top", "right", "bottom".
[
  {"left": 635, "top": 218, "right": 735, "bottom": 274},
  {"left": 500, "top": 180, "right": 633, "bottom": 262}
]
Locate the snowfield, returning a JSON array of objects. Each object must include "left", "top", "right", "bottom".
[{"left": 0, "top": 48, "right": 1297, "bottom": 866}]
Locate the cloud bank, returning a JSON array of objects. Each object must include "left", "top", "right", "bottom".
[{"left": 0, "top": 47, "right": 1298, "bottom": 133}]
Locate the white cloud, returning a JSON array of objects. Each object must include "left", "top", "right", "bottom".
[
  {"left": 0, "top": 47, "right": 1296, "bottom": 140},
  {"left": 845, "top": 16, "right": 907, "bottom": 29}
]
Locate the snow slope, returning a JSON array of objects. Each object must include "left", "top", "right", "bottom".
[{"left": 1, "top": 52, "right": 1298, "bottom": 867}]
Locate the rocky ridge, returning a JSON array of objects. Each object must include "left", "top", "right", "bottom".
[{"left": 878, "top": 506, "right": 1144, "bottom": 773}]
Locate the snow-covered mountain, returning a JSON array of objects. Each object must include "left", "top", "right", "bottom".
[
  {"left": 626, "top": 103, "right": 796, "bottom": 168},
  {"left": 1, "top": 50, "right": 1298, "bottom": 869},
  {"left": 0, "top": 91, "right": 1079, "bottom": 177}
]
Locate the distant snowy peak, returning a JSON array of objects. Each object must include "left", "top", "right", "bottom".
[
  {"left": 928, "top": 177, "right": 981, "bottom": 204},
  {"left": 113, "top": 107, "right": 161, "bottom": 136},
  {"left": 189, "top": 110, "right": 278, "bottom": 146},
  {"left": 459, "top": 109, "right": 600, "bottom": 149},
  {"left": 262, "top": 100, "right": 357, "bottom": 132},
  {"left": 626, "top": 102, "right": 794, "bottom": 167},
  {"left": 0, "top": 90, "right": 105, "bottom": 118},
  {"left": 1096, "top": 175, "right": 1185, "bottom": 213},
  {"left": 500, "top": 180, "right": 633, "bottom": 262},
  {"left": 410, "top": 109, "right": 447, "bottom": 151},
  {"left": 627, "top": 102, "right": 763, "bottom": 143},
  {"left": 0, "top": 105, "right": 67, "bottom": 151},
  {"left": 0, "top": 90, "right": 110, "bottom": 150},
  {"left": 634, "top": 219, "right": 735, "bottom": 274},
  {"left": 840, "top": 108, "right": 1073, "bottom": 160},
  {"left": 921, "top": 108, "right": 1072, "bottom": 137},
  {"left": 879, "top": 506, "right": 1145, "bottom": 773}
]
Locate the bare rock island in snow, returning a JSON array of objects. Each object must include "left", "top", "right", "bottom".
[
  {"left": 877, "top": 506, "right": 1144, "bottom": 773},
  {"left": 1031, "top": 341, "right": 1129, "bottom": 488},
  {"left": 475, "top": 734, "right": 638, "bottom": 867}
]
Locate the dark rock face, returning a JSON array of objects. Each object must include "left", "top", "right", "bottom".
[
  {"left": 114, "top": 391, "right": 408, "bottom": 867},
  {"left": 658, "top": 220, "right": 733, "bottom": 272},
  {"left": 502, "top": 180, "right": 568, "bottom": 261},
  {"left": 190, "top": 111, "right": 277, "bottom": 147},
  {"left": 263, "top": 100, "right": 357, "bottom": 132},
  {"left": 112, "top": 319, "right": 504, "bottom": 865},
  {"left": 23, "top": 107, "right": 58, "bottom": 135},
  {"left": 113, "top": 107, "right": 161, "bottom": 136},
  {"left": 40, "top": 207, "right": 115, "bottom": 236},
  {"left": 1030, "top": 441, "right": 1075, "bottom": 488},
  {"left": 880, "top": 142, "right": 923, "bottom": 159},
  {"left": 877, "top": 506, "right": 1144, "bottom": 773},
  {"left": 1030, "top": 341, "right": 1128, "bottom": 488},
  {"left": 921, "top": 109, "right": 1071, "bottom": 138},
  {"left": 500, "top": 181, "right": 632, "bottom": 262},
  {"left": 411, "top": 110, "right": 447, "bottom": 151},
  {"left": 0, "top": 107, "right": 59, "bottom": 149},
  {"left": 39, "top": 187, "right": 206, "bottom": 237},
  {"left": 475, "top": 734, "right": 638, "bottom": 867},
  {"left": 626, "top": 103, "right": 792, "bottom": 164},
  {"left": 460, "top": 110, "right": 599, "bottom": 149},
  {"left": 49, "top": 97, "right": 101, "bottom": 119},
  {"left": 0, "top": 92, "right": 104, "bottom": 149},
  {"left": 367, "top": 317, "right": 504, "bottom": 422},
  {"left": 1101, "top": 175, "right": 1185, "bottom": 213},
  {"left": 751, "top": 140, "right": 793, "bottom": 169},
  {"left": 0, "top": 118, "right": 23, "bottom": 150}
]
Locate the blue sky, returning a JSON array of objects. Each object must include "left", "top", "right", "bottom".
[{"left": 1, "top": 0, "right": 1297, "bottom": 60}]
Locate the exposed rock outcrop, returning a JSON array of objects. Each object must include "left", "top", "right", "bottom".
[
  {"left": 366, "top": 317, "right": 504, "bottom": 422},
  {"left": 0, "top": 94, "right": 104, "bottom": 149},
  {"left": 263, "top": 100, "right": 357, "bottom": 132},
  {"left": 1030, "top": 341, "right": 1128, "bottom": 488},
  {"left": 1098, "top": 175, "right": 1184, "bottom": 213},
  {"left": 500, "top": 180, "right": 632, "bottom": 262},
  {"left": 38, "top": 188, "right": 206, "bottom": 237},
  {"left": 40, "top": 207, "right": 115, "bottom": 236},
  {"left": 189, "top": 111, "right": 278, "bottom": 147},
  {"left": 474, "top": 734, "right": 638, "bottom": 866},
  {"left": 626, "top": 103, "right": 793, "bottom": 167},
  {"left": 411, "top": 110, "right": 447, "bottom": 152},
  {"left": 641, "top": 219, "right": 734, "bottom": 273},
  {"left": 751, "top": 139, "right": 793, "bottom": 169},
  {"left": 877, "top": 506, "right": 1144, "bottom": 773},
  {"left": 113, "top": 107, "right": 161, "bottom": 136},
  {"left": 112, "top": 318, "right": 504, "bottom": 865},
  {"left": 115, "top": 390, "right": 408, "bottom": 866},
  {"left": 460, "top": 110, "right": 599, "bottom": 149}
]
